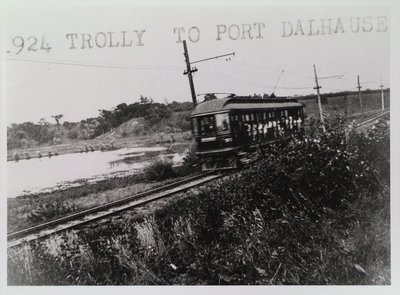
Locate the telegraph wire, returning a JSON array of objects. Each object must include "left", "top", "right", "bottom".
[
  {"left": 235, "top": 61, "right": 315, "bottom": 79},
  {"left": 199, "top": 71, "right": 311, "bottom": 92},
  {"left": 318, "top": 75, "right": 344, "bottom": 80},
  {"left": 8, "top": 56, "right": 379, "bottom": 93},
  {"left": 7, "top": 56, "right": 312, "bottom": 91},
  {"left": 360, "top": 80, "right": 378, "bottom": 84},
  {"left": 7, "top": 56, "right": 180, "bottom": 71},
  {"left": 322, "top": 86, "right": 356, "bottom": 92},
  {"left": 211, "top": 70, "right": 311, "bottom": 90}
]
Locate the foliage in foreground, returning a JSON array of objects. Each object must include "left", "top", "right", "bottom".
[
  {"left": 142, "top": 147, "right": 201, "bottom": 181},
  {"left": 142, "top": 159, "right": 175, "bottom": 181},
  {"left": 8, "top": 119, "right": 390, "bottom": 285}
]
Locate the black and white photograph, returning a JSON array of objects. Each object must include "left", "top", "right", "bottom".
[{"left": 1, "top": 0, "right": 399, "bottom": 293}]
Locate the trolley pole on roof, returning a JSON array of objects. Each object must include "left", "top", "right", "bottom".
[
  {"left": 357, "top": 75, "right": 364, "bottom": 117},
  {"left": 313, "top": 64, "right": 326, "bottom": 132},
  {"left": 183, "top": 40, "right": 198, "bottom": 106}
]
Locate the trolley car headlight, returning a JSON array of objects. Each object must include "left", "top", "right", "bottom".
[{"left": 223, "top": 137, "right": 233, "bottom": 143}]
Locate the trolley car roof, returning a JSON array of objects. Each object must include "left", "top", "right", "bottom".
[{"left": 191, "top": 96, "right": 303, "bottom": 117}]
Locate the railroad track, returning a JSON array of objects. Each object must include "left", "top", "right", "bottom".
[
  {"left": 355, "top": 110, "right": 390, "bottom": 128},
  {"left": 8, "top": 111, "right": 389, "bottom": 248},
  {"left": 8, "top": 172, "right": 223, "bottom": 248}
]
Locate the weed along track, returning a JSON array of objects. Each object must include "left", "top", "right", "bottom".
[{"left": 7, "top": 172, "right": 222, "bottom": 248}]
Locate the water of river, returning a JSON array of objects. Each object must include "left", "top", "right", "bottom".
[{"left": 7, "top": 146, "right": 186, "bottom": 198}]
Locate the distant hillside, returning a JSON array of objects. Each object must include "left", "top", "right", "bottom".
[
  {"left": 7, "top": 121, "right": 83, "bottom": 150},
  {"left": 95, "top": 117, "right": 146, "bottom": 141},
  {"left": 7, "top": 99, "right": 194, "bottom": 150},
  {"left": 95, "top": 110, "right": 192, "bottom": 141}
]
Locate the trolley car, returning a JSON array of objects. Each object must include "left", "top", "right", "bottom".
[{"left": 190, "top": 95, "right": 304, "bottom": 170}]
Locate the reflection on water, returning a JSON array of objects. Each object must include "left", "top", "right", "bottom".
[{"left": 7, "top": 146, "right": 186, "bottom": 198}]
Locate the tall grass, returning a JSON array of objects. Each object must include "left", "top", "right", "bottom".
[{"left": 8, "top": 175, "right": 189, "bottom": 233}]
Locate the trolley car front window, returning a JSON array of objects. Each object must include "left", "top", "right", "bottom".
[
  {"left": 199, "top": 116, "right": 215, "bottom": 135},
  {"left": 215, "top": 113, "right": 230, "bottom": 132}
]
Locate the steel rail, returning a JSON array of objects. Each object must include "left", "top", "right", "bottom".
[
  {"left": 355, "top": 110, "right": 390, "bottom": 128},
  {"left": 8, "top": 172, "right": 222, "bottom": 248}
]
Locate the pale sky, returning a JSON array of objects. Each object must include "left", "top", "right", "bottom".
[{"left": 3, "top": 4, "right": 390, "bottom": 124}]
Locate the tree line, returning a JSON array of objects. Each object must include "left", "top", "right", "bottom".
[{"left": 7, "top": 96, "right": 194, "bottom": 149}]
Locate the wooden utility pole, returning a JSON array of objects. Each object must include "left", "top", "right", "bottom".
[
  {"left": 357, "top": 75, "right": 364, "bottom": 117},
  {"left": 183, "top": 40, "right": 198, "bottom": 106},
  {"left": 313, "top": 64, "right": 325, "bottom": 132},
  {"left": 380, "top": 83, "right": 385, "bottom": 110}
]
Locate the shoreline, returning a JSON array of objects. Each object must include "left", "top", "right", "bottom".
[
  {"left": 7, "top": 132, "right": 192, "bottom": 162},
  {"left": 8, "top": 145, "right": 191, "bottom": 199}
]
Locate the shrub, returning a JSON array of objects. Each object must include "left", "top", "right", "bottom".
[
  {"left": 66, "top": 129, "right": 79, "bottom": 140},
  {"left": 175, "top": 147, "right": 201, "bottom": 176},
  {"left": 144, "top": 159, "right": 175, "bottom": 181}
]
